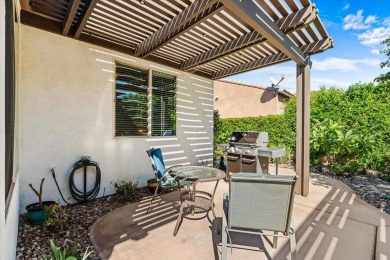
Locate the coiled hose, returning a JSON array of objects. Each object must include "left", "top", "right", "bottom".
[{"left": 68, "top": 156, "right": 101, "bottom": 202}]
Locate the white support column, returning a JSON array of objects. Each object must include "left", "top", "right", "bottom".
[{"left": 296, "top": 58, "right": 311, "bottom": 196}]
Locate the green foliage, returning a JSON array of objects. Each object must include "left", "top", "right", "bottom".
[
  {"left": 213, "top": 110, "right": 222, "bottom": 147},
  {"left": 215, "top": 114, "right": 295, "bottom": 148},
  {"left": 375, "top": 36, "right": 390, "bottom": 83},
  {"left": 43, "top": 240, "right": 91, "bottom": 260},
  {"left": 215, "top": 81, "right": 390, "bottom": 176},
  {"left": 112, "top": 180, "right": 140, "bottom": 202},
  {"left": 311, "top": 118, "right": 344, "bottom": 156},
  {"left": 44, "top": 203, "right": 71, "bottom": 232}
]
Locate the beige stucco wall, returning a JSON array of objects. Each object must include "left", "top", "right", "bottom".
[
  {"left": 19, "top": 25, "right": 214, "bottom": 210},
  {"left": 214, "top": 80, "right": 289, "bottom": 118}
]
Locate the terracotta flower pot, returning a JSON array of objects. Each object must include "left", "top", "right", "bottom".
[{"left": 147, "top": 180, "right": 161, "bottom": 194}]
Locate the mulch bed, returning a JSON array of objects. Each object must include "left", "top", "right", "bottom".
[{"left": 16, "top": 188, "right": 151, "bottom": 259}]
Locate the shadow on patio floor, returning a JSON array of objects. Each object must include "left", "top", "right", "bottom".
[{"left": 90, "top": 171, "right": 390, "bottom": 260}]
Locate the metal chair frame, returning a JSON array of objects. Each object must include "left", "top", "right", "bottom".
[
  {"left": 221, "top": 172, "right": 298, "bottom": 260},
  {"left": 146, "top": 148, "right": 188, "bottom": 213}
]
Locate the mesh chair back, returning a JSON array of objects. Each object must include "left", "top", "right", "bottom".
[
  {"left": 229, "top": 172, "right": 297, "bottom": 235},
  {"left": 146, "top": 148, "right": 166, "bottom": 181}
]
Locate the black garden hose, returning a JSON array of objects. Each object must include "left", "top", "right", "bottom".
[
  {"left": 69, "top": 156, "right": 101, "bottom": 202},
  {"left": 51, "top": 167, "right": 71, "bottom": 205}
]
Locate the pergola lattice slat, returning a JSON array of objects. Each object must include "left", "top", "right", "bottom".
[
  {"left": 181, "top": 4, "right": 317, "bottom": 71},
  {"left": 220, "top": 0, "right": 307, "bottom": 65},
  {"left": 212, "top": 38, "right": 332, "bottom": 79},
  {"left": 135, "top": 0, "right": 223, "bottom": 57},
  {"left": 62, "top": 0, "right": 81, "bottom": 36},
  {"left": 74, "top": 0, "right": 98, "bottom": 39}
]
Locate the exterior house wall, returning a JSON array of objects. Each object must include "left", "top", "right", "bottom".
[
  {"left": 214, "top": 80, "right": 290, "bottom": 118},
  {"left": 0, "top": 1, "right": 20, "bottom": 259},
  {"left": 19, "top": 25, "right": 214, "bottom": 210}
]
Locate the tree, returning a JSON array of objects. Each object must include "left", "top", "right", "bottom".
[{"left": 375, "top": 36, "right": 390, "bottom": 82}]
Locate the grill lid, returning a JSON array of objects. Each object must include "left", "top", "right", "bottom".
[{"left": 229, "top": 131, "right": 268, "bottom": 147}]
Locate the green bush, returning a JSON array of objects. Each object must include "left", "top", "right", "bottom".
[
  {"left": 112, "top": 180, "right": 140, "bottom": 202},
  {"left": 44, "top": 203, "right": 71, "bottom": 232},
  {"left": 215, "top": 114, "right": 295, "bottom": 148},
  {"left": 215, "top": 81, "right": 390, "bottom": 176}
]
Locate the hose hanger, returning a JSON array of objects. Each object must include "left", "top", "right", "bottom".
[{"left": 69, "top": 156, "right": 101, "bottom": 202}]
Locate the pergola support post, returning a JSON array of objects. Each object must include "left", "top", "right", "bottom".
[{"left": 295, "top": 58, "right": 311, "bottom": 196}]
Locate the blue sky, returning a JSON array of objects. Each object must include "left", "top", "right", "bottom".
[{"left": 227, "top": 0, "right": 390, "bottom": 92}]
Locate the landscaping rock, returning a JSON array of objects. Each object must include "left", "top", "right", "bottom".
[
  {"left": 16, "top": 188, "right": 150, "bottom": 259},
  {"left": 311, "top": 166, "right": 390, "bottom": 215},
  {"left": 377, "top": 184, "right": 390, "bottom": 192}
]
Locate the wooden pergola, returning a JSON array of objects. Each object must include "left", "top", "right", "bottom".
[{"left": 20, "top": 0, "right": 333, "bottom": 196}]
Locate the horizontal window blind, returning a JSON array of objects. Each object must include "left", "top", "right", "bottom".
[
  {"left": 115, "top": 63, "right": 148, "bottom": 136},
  {"left": 151, "top": 71, "right": 176, "bottom": 136}
]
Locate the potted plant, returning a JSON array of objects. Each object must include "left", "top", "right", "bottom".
[
  {"left": 147, "top": 178, "right": 160, "bottom": 194},
  {"left": 25, "top": 178, "right": 56, "bottom": 225}
]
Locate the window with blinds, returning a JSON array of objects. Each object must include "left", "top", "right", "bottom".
[
  {"left": 115, "top": 63, "right": 176, "bottom": 137},
  {"left": 151, "top": 71, "right": 176, "bottom": 136},
  {"left": 115, "top": 63, "right": 148, "bottom": 136}
]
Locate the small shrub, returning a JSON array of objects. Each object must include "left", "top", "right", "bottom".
[
  {"left": 112, "top": 180, "right": 140, "bottom": 202},
  {"left": 43, "top": 239, "right": 91, "bottom": 260},
  {"left": 44, "top": 203, "right": 71, "bottom": 232}
]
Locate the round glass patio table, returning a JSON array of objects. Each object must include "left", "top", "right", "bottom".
[{"left": 169, "top": 166, "right": 226, "bottom": 236}]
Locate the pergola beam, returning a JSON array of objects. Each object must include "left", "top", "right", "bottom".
[
  {"left": 212, "top": 38, "right": 331, "bottom": 79},
  {"left": 62, "top": 0, "right": 81, "bottom": 36},
  {"left": 135, "top": 0, "right": 223, "bottom": 58},
  {"left": 181, "top": 4, "right": 317, "bottom": 71},
  {"left": 74, "top": 0, "right": 98, "bottom": 39},
  {"left": 220, "top": 0, "right": 307, "bottom": 65}
]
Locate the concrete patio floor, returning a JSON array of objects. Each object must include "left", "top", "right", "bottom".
[{"left": 90, "top": 167, "right": 390, "bottom": 260}]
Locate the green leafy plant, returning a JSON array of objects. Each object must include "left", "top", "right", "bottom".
[
  {"left": 310, "top": 118, "right": 344, "bottom": 158},
  {"left": 43, "top": 239, "right": 91, "bottom": 260},
  {"left": 375, "top": 35, "right": 390, "bottom": 83},
  {"left": 215, "top": 81, "right": 390, "bottom": 177},
  {"left": 112, "top": 179, "right": 140, "bottom": 202},
  {"left": 44, "top": 202, "right": 71, "bottom": 232}
]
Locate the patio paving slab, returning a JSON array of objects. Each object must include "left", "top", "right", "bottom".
[{"left": 90, "top": 167, "right": 390, "bottom": 260}]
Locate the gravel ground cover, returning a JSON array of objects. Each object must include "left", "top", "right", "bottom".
[
  {"left": 16, "top": 188, "right": 150, "bottom": 259},
  {"left": 311, "top": 166, "right": 390, "bottom": 214}
]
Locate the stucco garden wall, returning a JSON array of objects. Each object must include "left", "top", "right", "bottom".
[
  {"left": 214, "top": 80, "right": 289, "bottom": 118},
  {"left": 19, "top": 25, "right": 214, "bottom": 210}
]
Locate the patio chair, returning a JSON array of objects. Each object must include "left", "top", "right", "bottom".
[
  {"left": 222, "top": 172, "right": 298, "bottom": 260},
  {"left": 146, "top": 148, "right": 188, "bottom": 213}
]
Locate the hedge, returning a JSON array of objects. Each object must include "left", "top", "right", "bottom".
[{"left": 214, "top": 81, "right": 390, "bottom": 175}]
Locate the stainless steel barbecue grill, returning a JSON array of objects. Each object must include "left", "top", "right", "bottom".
[{"left": 217, "top": 131, "right": 286, "bottom": 178}]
